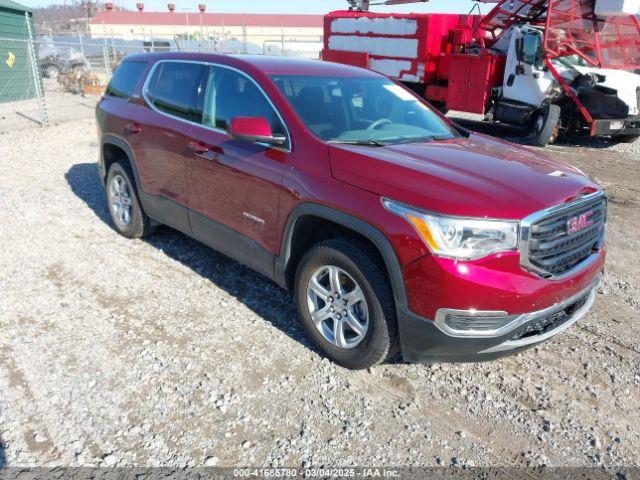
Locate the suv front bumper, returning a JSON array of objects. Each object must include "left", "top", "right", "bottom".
[{"left": 398, "top": 270, "right": 602, "bottom": 363}]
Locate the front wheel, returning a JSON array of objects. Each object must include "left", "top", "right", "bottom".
[
  {"left": 532, "top": 104, "right": 561, "bottom": 147},
  {"left": 294, "top": 238, "right": 397, "bottom": 369}
]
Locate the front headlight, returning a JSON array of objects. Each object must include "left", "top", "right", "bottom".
[{"left": 382, "top": 199, "right": 519, "bottom": 260}]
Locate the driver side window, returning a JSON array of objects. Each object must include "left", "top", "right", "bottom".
[
  {"left": 521, "top": 33, "right": 543, "bottom": 69},
  {"left": 203, "top": 66, "right": 288, "bottom": 146}
]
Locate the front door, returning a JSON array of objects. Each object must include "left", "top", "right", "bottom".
[
  {"left": 186, "top": 65, "right": 290, "bottom": 274},
  {"left": 502, "top": 27, "right": 554, "bottom": 107}
]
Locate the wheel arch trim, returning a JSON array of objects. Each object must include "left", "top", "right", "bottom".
[
  {"left": 100, "top": 134, "right": 143, "bottom": 190},
  {"left": 275, "top": 203, "right": 408, "bottom": 310}
]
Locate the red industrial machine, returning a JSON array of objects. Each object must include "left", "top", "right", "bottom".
[{"left": 323, "top": 0, "right": 640, "bottom": 145}]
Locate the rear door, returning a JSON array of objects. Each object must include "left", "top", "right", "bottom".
[
  {"left": 98, "top": 60, "right": 148, "bottom": 166},
  {"left": 128, "top": 60, "right": 209, "bottom": 232},
  {"left": 186, "top": 65, "right": 290, "bottom": 272}
]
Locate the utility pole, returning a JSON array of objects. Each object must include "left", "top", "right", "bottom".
[
  {"left": 76, "top": 23, "right": 84, "bottom": 55},
  {"left": 242, "top": 22, "right": 247, "bottom": 53},
  {"left": 281, "top": 23, "right": 285, "bottom": 56},
  {"left": 199, "top": 4, "right": 205, "bottom": 51},
  {"left": 180, "top": 8, "right": 190, "bottom": 50}
]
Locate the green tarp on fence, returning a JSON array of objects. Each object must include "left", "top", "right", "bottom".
[{"left": 0, "top": 0, "right": 39, "bottom": 104}]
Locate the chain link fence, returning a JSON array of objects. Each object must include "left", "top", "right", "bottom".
[
  {"left": 0, "top": 36, "right": 48, "bottom": 130},
  {"left": 0, "top": 30, "right": 323, "bottom": 133}
]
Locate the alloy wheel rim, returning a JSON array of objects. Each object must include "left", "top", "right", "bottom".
[
  {"left": 109, "top": 174, "right": 133, "bottom": 227},
  {"left": 306, "top": 265, "right": 369, "bottom": 349}
]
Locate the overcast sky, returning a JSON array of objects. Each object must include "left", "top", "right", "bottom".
[{"left": 20, "top": 0, "right": 492, "bottom": 15}]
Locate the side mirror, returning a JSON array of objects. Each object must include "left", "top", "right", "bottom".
[{"left": 229, "top": 117, "right": 287, "bottom": 146}]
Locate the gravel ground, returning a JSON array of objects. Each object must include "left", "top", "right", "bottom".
[
  {"left": 449, "top": 110, "right": 640, "bottom": 158},
  {"left": 0, "top": 110, "right": 639, "bottom": 469},
  {"left": 0, "top": 79, "right": 98, "bottom": 134}
]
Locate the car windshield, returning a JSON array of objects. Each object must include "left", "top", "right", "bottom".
[{"left": 270, "top": 74, "right": 459, "bottom": 145}]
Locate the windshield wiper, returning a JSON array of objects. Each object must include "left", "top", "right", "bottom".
[
  {"left": 385, "top": 135, "right": 454, "bottom": 145},
  {"left": 327, "top": 139, "right": 389, "bottom": 147}
]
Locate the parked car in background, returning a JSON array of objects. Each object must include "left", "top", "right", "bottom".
[{"left": 96, "top": 53, "right": 606, "bottom": 369}]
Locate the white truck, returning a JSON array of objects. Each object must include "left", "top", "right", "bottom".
[{"left": 325, "top": 0, "right": 640, "bottom": 145}]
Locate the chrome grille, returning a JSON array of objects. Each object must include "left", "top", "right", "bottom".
[{"left": 521, "top": 193, "right": 606, "bottom": 278}]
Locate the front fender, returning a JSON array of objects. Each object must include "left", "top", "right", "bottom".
[{"left": 275, "top": 202, "right": 408, "bottom": 310}]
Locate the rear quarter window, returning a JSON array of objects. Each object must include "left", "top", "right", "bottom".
[{"left": 105, "top": 61, "right": 148, "bottom": 99}]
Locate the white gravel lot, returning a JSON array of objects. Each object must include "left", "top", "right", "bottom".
[
  {"left": 0, "top": 80, "right": 97, "bottom": 133},
  {"left": 0, "top": 105, "right": 639, "bottom": 469}
]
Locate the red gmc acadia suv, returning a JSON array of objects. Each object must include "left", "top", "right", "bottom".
[{"left": 96, "top": 53, "right": 606, "bottom": 369}]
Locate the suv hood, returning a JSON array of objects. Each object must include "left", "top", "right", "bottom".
[{"left": 329, "top": 134, "right": 600, "bottom": 219}]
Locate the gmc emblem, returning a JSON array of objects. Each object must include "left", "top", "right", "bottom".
[{"left": 567, "top": 211, "right": 594, "bottom": 234}]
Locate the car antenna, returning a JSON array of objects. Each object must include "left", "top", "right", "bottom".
[{"left": 173, "top": 36, "right": 181, "bottom": 52}]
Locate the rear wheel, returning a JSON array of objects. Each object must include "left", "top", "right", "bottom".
[
  {"left": 294, "top": 238, "right": 397, "bottom": 369},
  {"left": 106, "top": 161, "right": 155, "bottom": 239},
  {"left": 532, "top": 104, "right": 561, "bottom": 147}
]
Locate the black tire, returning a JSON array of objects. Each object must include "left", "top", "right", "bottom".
[
  {"left": 294, "top": 238, "right": 398, "bottom": 369},
  {"left": 105, "top": 161, "right": 155, "bottom": 239},
  {"left": 532, "top": 104, "right": 561, "bottom": 147}
]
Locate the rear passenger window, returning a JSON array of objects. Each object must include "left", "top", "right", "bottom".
[
  {"left": 106, "top": 61, "right": 147, "bottom": 99},
  {"left": 145, "top": 61, "right": 209, "bottom": 122}
]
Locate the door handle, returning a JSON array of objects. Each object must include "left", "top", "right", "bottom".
[
  {"left": 188, "top": 141, "right": 211, "bottom": 155},
  {"left": 125, "top": 123, "right": 141, "bottom": 134}
]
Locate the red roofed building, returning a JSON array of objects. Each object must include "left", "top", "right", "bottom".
[
  {"left": 89, "top": 9, "right": 324, "bottom": 55},
  {"left": 91, "top": 11, "right": 324, "bottom": 29}
]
